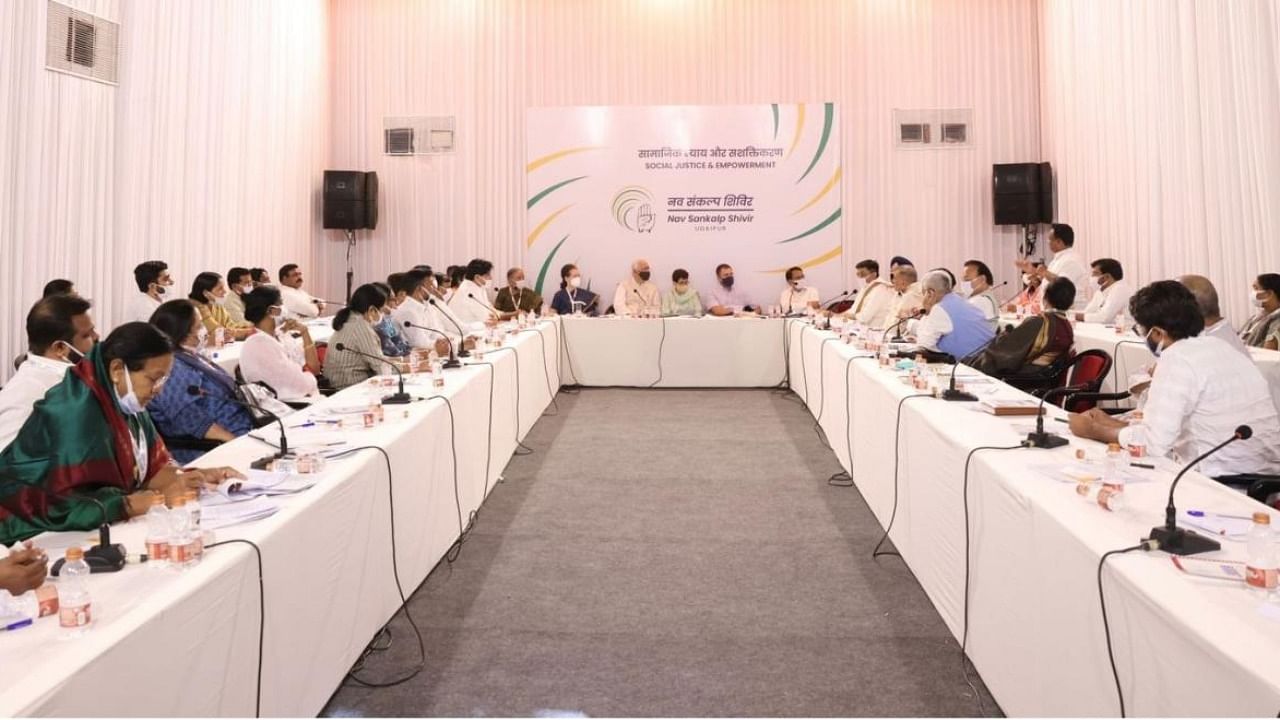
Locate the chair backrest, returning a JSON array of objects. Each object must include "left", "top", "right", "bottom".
[{"left": 1062, "top": 349, "right": 1114, "bottom": 412}]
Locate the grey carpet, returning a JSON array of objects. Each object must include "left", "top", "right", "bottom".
[{"left": 322, "top": 388, "right": 1001, "bottom": 717}]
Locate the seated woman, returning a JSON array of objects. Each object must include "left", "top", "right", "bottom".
[
  {"left": 548, "top": 263, "right": 599, "bottom": 316},
  {"left": 0, "top": 323, "right": 241, "bottom": 545},
  {"left": 971, "top": 277, "right": 1076, "bottom": 388},
  {"left": 371, "top": 281, "right": 412, "bottom": 358},
  {"left": 323, "top": 284, "right": 399, "bottom": 391},
  {"left": 147, "top": 300, "right": 255, "bottom": 463},
  {"left": 189, "top": 272, "right": 253, "bottom": 341},
  {"left": 239, "top": 286, "right": 322, "bottom": 402},
  {"left": 1004, "top": 262, "right": 1045, "bottom": 315},
  {"left": 661, "top": 268, "right": 703, "bottom": 316}
]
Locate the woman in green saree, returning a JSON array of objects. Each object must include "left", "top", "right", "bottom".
[{"left": 0, "top": 322, "right": 242, "bottom": 546}]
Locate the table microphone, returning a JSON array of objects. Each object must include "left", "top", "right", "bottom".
[
  {"left": 942, "top": 333, "right": 1001, "bottom": 402},
  {"left": 632, "top": 287, "right": 652, "bottom": 316},
  {"left": 427, "top": 298, "right": 472, "bottom": 357},
  {"left": 1024, "top": 383, "right": 1088, "bottom": 448},
  {"left": 0, "top": 472, "right": 126, "bottom": 574},
  {"left": 187, "top": 385, "right": 288, "bottom": 467},
  {"left": 466, "top": 293, "right": 500, "bottom": 320},
  {"left": 881, "top": 308, "right": 924, "bottom": 343},
  {"left": 332, "top": 343, "right": 412, "bottom": 404},
  {"left": 1147, "top": 425, "right": 1251, "bottom": 556},
  {"left": 820, "top": 289, "right": 856, "bottom": 310},
  {"left": 403, "top": 320, "right": 460, "bottom": 369}
]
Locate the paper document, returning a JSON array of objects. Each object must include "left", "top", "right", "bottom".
[
  {"left": 199, "top": 496, "right": 280, "bottom": 530},
  {"left": 1177, "top": 510, "right": 1253, "bottom": 541},
  {"left": 216, "top": 469, "right": 318, "bottom": 499}
]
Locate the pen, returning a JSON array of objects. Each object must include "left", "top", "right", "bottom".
[
  {"left": 1130, "top": 462, "right": 1154, "bottom": 469},
  {"left": 1, "top": 618, "right": 33, "bottom": 632},
  {"left": 1187, "top": 509, "right": 1255, "bottom": 521},
  {"left": 1053, "top": 417, "right": 1068, "bottom": 424}
]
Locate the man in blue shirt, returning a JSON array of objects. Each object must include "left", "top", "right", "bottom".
[{"left": 910, "top": 270, "right": 995, "bottom": 360}]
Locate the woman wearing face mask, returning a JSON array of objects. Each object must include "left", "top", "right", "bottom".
[
  {"left": 371, "top": 281, "right": 413, "bottom": 358},
  {"left": 0, "top": 322, "right": 242, "bottom": 545},
  {"left": 1004, "top": 262, "right": 1045, "bottom": 315},
  {"left": 1240, "top": 273, "right": 1280, "bottom": 350},
  {"left": 324, "top": 284, "right": 400, "bottom": 391},
  {"left": 146, "top": 300, "right": 256, "bottom": 463},
  {"left": 661, "top": 268, "right": 703, "bottom": 316},
  {"left": 549, "top": 263, "right": 599, "bottom": 316},
  {"left": 189, "top": 272, "right": 253, "bottom": 341},
  {"left": 238, "top": 286, "right": 321, "bottom": 402}
]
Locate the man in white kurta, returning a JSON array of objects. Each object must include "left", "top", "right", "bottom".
[
  {"left": 1076, "top": 258, "right": 1132, "bottom": 324},
  {"left": 613, "top": 259, "right": 661, "bottom": 316}
]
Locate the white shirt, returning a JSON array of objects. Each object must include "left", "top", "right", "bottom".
[
  {"left": 1202, "top": 318, "right": 1251, "bottom": 357},
  {"left": 280, "top": 285, "right": 322, "bottom": 319},
  {"left": 0, "top": 354, "right": 72, "bottom": 450},
  {"left": 1118, "top": 336, "right": 1280, "bottom": 477},
  {"left": 239, "top": 331, "right": 319, "bottom": 402},
  {"left": 124, "top": 292, "right": 162, "bottom": 323},
  {"left": 449, "top": 278, "right": 498, "bottom": 326},
  {"left": 780, "top": 286, "right": 820, "bottom": 314},
  {"left": 1044, "top": 247, "right": 1090, "bottom": 309},
  {"left": 429, "top": 292, "right": 483, "bottom": 336},
  {"left": 1080, "top": 279, "right": 1132, "bottom": 324},
  {"left": 613, "top": 277, "right": 661, "bottom": 316},
  {"left": 849, "top": 278, "right": 894, "bottom": 329},
  {"left": 393, "top": 296, "right": 449, "bottom": 348},
  {"left": 911, "top": 303, "right": 953, "bottom": 352},
  {"left": 967, "top": 288, "right": 1000, "bottom": 328},
  {"left": 884, "top": 283, "right": 924, "bottom": 331}
]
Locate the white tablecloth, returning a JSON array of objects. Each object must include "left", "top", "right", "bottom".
[{"left": 0, "top": 321, "right": 560, "bottom": 717}]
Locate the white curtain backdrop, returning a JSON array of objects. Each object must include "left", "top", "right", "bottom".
[
  {"left": 0, "top": 0, "right": 328, "bottom": 383},
  {"left": 1040, "top": 0, "right": 1280, "bottom": 327},
  {"left": 319, "top": 0, "right": 1042, "bottom": 302}
]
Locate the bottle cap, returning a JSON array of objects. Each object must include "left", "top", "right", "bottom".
[
  {"left": 1107, "top": 442, "right": 1122, "bottom": 452},
  {"left": 65, "top": 546, "right": 84, "bottom": 561},
  {"left": 1254, "top": 512, "right": 1271, "bottom": 525}
]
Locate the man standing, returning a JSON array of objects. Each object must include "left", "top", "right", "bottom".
[
  {"left": 278, "top": 263, "right": 324, "bottom": 318},
  {"left": 1179, "top": 274, "right": 1250, "bottom": 356},
  {"left": 910, "top": 271, "right": 995, "bottom": 359},
  {"left": 1076, "top": 258, "right": 1132, "bottom": 324},
  {"left": 1017, "top": 223, "right": 1090, "bottom": 309},
  {"left": 779, "top": 267, "right": 820, "bottom": 314},
  {"left": 224, "top": 267, "right": 253, "bottom": 324},
  {"left": 125, "top": 260, "right": 173, "bottom": 323},
  {"left": 495, "top": 267, "right": 543, "bottom": 314},
  {"left": 613, "top": 258, "right": 661, "bottom": 316},
  {"left": 961, "top": 259, "right": 1000, "bottom": 329},
  {"left": 847, "top": 259, "right": 893, "bottom": 328},
  {"left": 0, "top": 295, "right": 98, "bottom": 450},
  {"left": 705, "top": 263, "right": 758, "bottom": 316}
]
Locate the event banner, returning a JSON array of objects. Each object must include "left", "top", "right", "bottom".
[{"left": 525, "top": 104, "right": 842, "bottom": 310}]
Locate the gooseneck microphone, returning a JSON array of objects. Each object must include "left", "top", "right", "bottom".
[
  {"left": 881, "top": 308, "right": 924, "bottom": 343},
  {"left": 332, "top": 343, "right": 412, "bottom": 404},
  {"left": 403, "top": 320, "right": 460, "bottom": 369},
  {"left": 466, "top": 293, "right": 499, "bottom": 320},
  {"left": 187, "top": 385, "right": 288, "bottom": 467},
  {"left": 942, "top": 333, "right": 1002, "bottom": 402},
  {"left": 427, "top": 298, "right": 472, "bottom": 357},
  {"left": 0, "top": 470, "right": 126, "bottom": 574},
  {"left": 1024, "top": 384, "right": 1089, "bottom": 448},
  {"left": 819, "top": 289, "right": 856, "bottom": 312},
  {"left": 1147, "top": 425, "right": 1252, "bottom": 556}
]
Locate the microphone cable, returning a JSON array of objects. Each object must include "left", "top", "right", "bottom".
[
  {"left": 810, "top": 336, "right": 840, "bottom": 449},
  {"left": 828, "top": 355, "right": 880, "bottom": 488},
  {"left": 1109, "top": 338, "right": 1150, "bottom": 405},
  {"left": 471, "top": 345, "right": 533, "bottom": 462},
  {"left": 1098, "top": 539, "right": 1159, "bottom": 717},
  {"left": 771, "top": 317, "right": 794, "bottom": 393},
  {"left": 647, "top": 316, "right": 668, "bottom": 388},
  {"left": 204, "top": 538, "right": 264, "bottom": 717},
  {"left": 555, "top": 315, "right": 583, "bottom": 393},
  {"left": 516, "top": 325, "right": 560, "bottom": 416},
  {"left": 960, "top": 442, "right": 1028, "bottom": 717},
  {"left": 871, "top": 393, "right": 934, "bottom": 559}
]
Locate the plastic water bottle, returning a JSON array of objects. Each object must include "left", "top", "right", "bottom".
[
  {"left": 431, "top": 358, "right": 444, "bottom": 389},
  {"left": 144, "top": 494, "right": 170, "bottom": 565},
  {"left": 1076, "top": 480, "right": 1126, "bottom": 511},
  {"left": 1246, "top": 513, "right": 1278, "bottom": 598},
  {"left": 1102, "top": 442, "right": 1128, "bottom": 492},
  {"left": 184, "top": 490, "right": 204, "bottom": 561},
  {"left": 168, "top": 495, "right": 197, "bottom": 569},
  {"left": 1125, "top": 423, "right": 1148, "bottom": 459},
  {"left": 58, "top": 547, "right": 92, "bottom": 635}
]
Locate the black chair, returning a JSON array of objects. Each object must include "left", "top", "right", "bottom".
[{"left": 1006, "top": 350, "right": 1075, "bottom": 396}]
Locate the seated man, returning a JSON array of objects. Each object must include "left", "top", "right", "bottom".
[
  {"left": 223, "top": 267, "right": 254, "bottom": 324},
  {"left": 391, "top": 269, "right": 457, "bottom": 356},
  {"left": 249, "top": 268, "right": 271, "bottom": 288},
  {"left": 705, "top": 263, "right": 759, "bottom": 316},
  {"left": 0, "top": 294, "right": 98, "bottom": 451},
  {"left": 494, "top": 267, "right": 543, "bottom": 314},
  {"left": 125, "top": 260, "right": 173, "bottom": 323},
  {"left": 449, "top": 258, "right": 503, "bottom": 325},
  {"left": 1241, "top": 273, "right": 1280, "bottom": 350},
  {"left": 1076, "top": 258, "right": 1132, "bottom": 324},
  {"left": 883, "top": 265, "right": 923, "bottom": 331},
  {"left": 847, "top": 259, "right": 894, "bottom": 328},
  {"left": 779, "top": 266, "right": 820, "bottom": 314},
  {"left": 1179, "top": 274, "right": 1250, "bottom": 356},
  {"left": 42, "top": 279, "right": 76, "bottom": 298},
  {"left": 970, "top": 278, "right": 1075, "bottom": 384},
  {"left": 909, "top": 270, "right": 995, "bottom": 359},
  {"left": 962, "top": 259, "right": 1000, "bottom": 329},
  {"left": 278, "top": 263, "right": 325, "bottom": 319},
  {"left": 1069, "top": 281, "right": 1280, "bottom": 480},
  {"left": 613, "top": 258, "right": 661, "bottom": 316}
]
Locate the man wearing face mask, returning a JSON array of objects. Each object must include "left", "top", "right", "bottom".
[
  {"left": 613, "top": 258, "right": 662, "bottom": 317},
  {"left": 908, "top": 270, "right": 994, "bottom": 359},
  {"left": 391, "top": 269, "right": 460, "bottom": 356},
  {"left": 846, "top": 259, "right": 893, "bottom": 328},
  {"left": 1006, "top": 262, "right": 1045, "bottom": 315},
  {"left": 1015, "top": 223, "right": 1090, "bottom": 310},
  {"left": 1240, "top": 273, "right": 1280, "bottom": 350},
  {"left": 1075, "top": 258, "right": 1132, "bottom": 324},
  {"left": 1069, "top": 281, "right": 1280, "bottom": 480},
  {"left": 961, "top": 259, "right": 1000, "bottom": 329},
  {"left": 223, "top": 267, "right": 254, "bottom": 325},
  {"left": 0, "top": 295, "right": 99, "bottom": 451},
  {"left": 450, "top": 258, "right": 505, "bottom": 326},
  {"left": 495, "top": 267, "right": 544, "bottom": 315},
  {"left": 705, "top": 263, "right": 759, "bottom": 317},
  {"left": 125, "top": 260, "right": 174, "bottom": 323},
  {"left": 0, "top": 322, "right": 242, "bottom": 545},
  {"left": 780, "top": 266, "right": 820, "bottom": 314}
]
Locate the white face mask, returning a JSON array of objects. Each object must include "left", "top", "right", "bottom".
[
  {"left": 1021, "top": 273, "right": 1033, "bottom": 287},
  {"left": 957, "top": 280, "right": 974, "bottom": 296},
  {"left": 568, "top": 276, "right": 582, "bottom": 289},
  {"left": 1252, "top": 291, "right": 1266, "bottom": 308},
  {"left": 194, "top": 326, "right": 208, "bottom": 351},
  {"left": 511, "top": 278, "right": 525, "bottom": 290},
  {"left": 209, "top": 291, "right": 226, "bottom": 306},
  {"left": 116, "top": 369, "right": 146, "bottom": 415},
  {"left": 60, "top": 341, "right": 85, "bottom": 364}
]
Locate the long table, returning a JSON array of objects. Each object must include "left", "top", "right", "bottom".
[
  {"left": 0, "top": 321, "right": 561, "bottom": 717},
  {"left": 7, "top": 316, "right": 1280, "bottom": 716}
]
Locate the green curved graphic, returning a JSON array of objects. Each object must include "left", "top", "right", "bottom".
[
  {"left": 797, "top": 102, "right": 834, "bottom": 183},
  {"left": 777, "top": 207, "right": 841, "bottom": 244},
  {"left": 771, "top": 104, "right": 780, "bottom": 141},
  {"left": 534, "top": 235, "right": 569, "bottom": 296},
  {"left": 528, "top": 176, "right": 588, "bottom": 210}
]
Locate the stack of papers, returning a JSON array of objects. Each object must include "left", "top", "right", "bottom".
[
  {"left": 1177, "top": 510, "right": 1254, "bottom": 541},
  {"left": 216, "top": 469, "right": 318, "bottom": 500},
  {"left": 977, "top": 397, "right": 1042, "bottom": 416},
  {"left": 1032, "top": 462, "right": 1152, "bottom": 485},
  {"left": 199, "top": 496, "right": 280, "bottom": 530}
]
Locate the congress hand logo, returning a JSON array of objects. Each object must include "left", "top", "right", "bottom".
[{"left": 612, "top": 186, "right": 657, "bottom": 234}]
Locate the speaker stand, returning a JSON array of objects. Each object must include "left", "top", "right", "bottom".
[
  {"left": 344, "top": 229, "right": 356, "bottom": 303},
  {"left": 1019, "top": 223, "right": 1038, "bottom": 259}
]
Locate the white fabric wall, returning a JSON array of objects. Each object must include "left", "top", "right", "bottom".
[
  {"left": 320, "top": 0, "right": 1042, "bottom": 300},
  {"left": 0, "top": 0, "right": 328, "bottom": 383},
  {"left": 1040, "top": 0, "right": 1280, "bottom": 327}
]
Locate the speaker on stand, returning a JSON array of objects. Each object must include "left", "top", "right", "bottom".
[
  {"left": 993, "top": 162, "right": 1052, "bottom": 260},
  {"left": 323, "top": 170, "right": 379, "bottom": 302}
]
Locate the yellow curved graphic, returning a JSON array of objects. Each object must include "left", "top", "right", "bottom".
[
  {"left": 785, "top": 104, "right": 806, "bottom": 159},
  {"left": 527, "top": 205, "right": 573, "bottom": 248},
  {"left": 791, "top": 166, "right": 842, "bottom": 216},
  {"left": 758, "top": 245, "right": 843, "bottom": 275},
  {"left": 526, "top": 146, "right": 604, "bottom": 173}
]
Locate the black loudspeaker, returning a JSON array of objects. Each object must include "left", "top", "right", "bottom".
[
  {"left": 323, "top": 171, "right": 378, "bottom": 229},
  {"left": 993, "top": 162, "right": 1052, "bottom": 225}
]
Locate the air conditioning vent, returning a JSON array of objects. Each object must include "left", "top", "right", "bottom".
[
  {"left": 941, "top": 123, "right": 967, "bottom": 144},
  {"left": 899, "top": 123, "right": 930, "bottom": 144},
  {"left": 46, "top": 1, "right": 118, "bottom": 85},
  {"left": 893, "top": 108, "right": 973, "bottom": 150},
  {"left": 383, "top": 116, "right": 456, "bottom": 155},
  {"left": 385, "top": 128, "right": 415, "bottom": 155}
]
